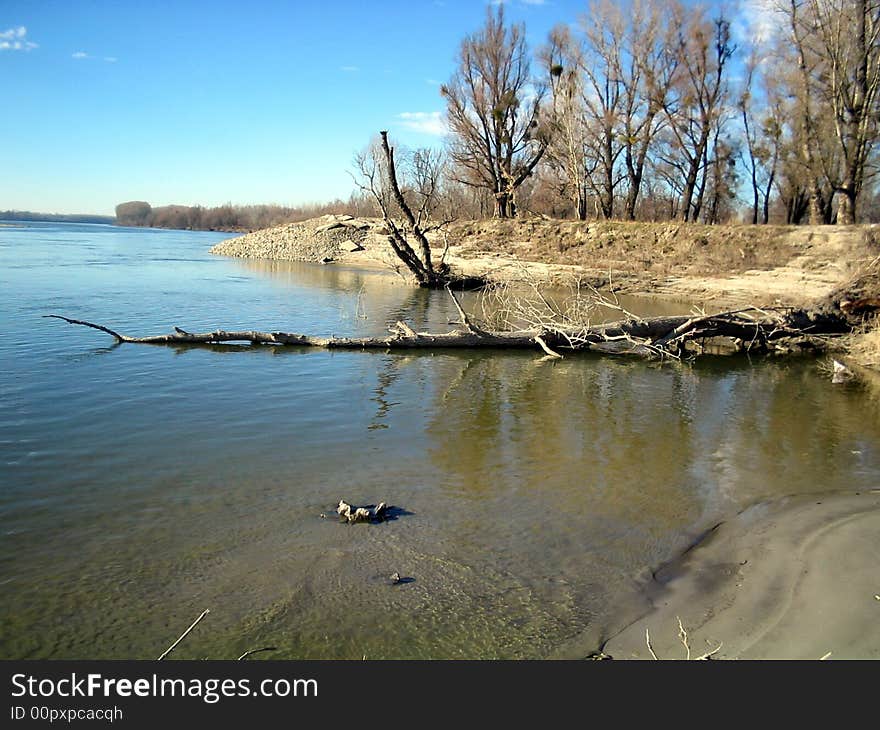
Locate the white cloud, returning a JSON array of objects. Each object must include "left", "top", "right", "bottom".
[
  {"left": 0, "top": 26, "right": 26, "bottom": 40},
  {"left": 396, "top": 111, "right": 447, "bottom": 136},
  {"left": 0, "top": 26, "right": 37, "bottom": 51},
  {"left": 71, "top": 51, "right": 118, "bottom": 62},
  {"left": 736, "top": 0, "right": 781, "bottom": 45},
  {"left": 340, "top": 65, "right": 359, "bottom": 72}
]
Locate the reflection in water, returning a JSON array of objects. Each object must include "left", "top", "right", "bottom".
[{"left": 2, "top": 225, "right": 879, "bottom": 660}]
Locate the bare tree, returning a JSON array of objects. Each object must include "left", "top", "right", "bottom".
[
  {"left": 783, "top": 0, "right": 838, "bottom": 223},
  {"left": 619, "top": 0, "right": 679, "bottom": 221},
  {"left": 806, "top": 0, "right": 880, "bottom": 223},
  {"left": 739, "top": 55, "right": 783, "bottom": 224},
  {"left": 578, "top": 0, "right": 627, "bottom": 219},
  {"left": 354, "top": 131, "right": 449, "bottom": 287},
  {"left": 442, "top": 5, "right": 549, "bottom": 218},
  {"left": 542, "top": 24, "right": 595, "bottom": 220},
  {"left": 662, "top": 7, "right": 735, "bottom": 222}
]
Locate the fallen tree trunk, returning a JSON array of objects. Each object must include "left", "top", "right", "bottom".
[{"left": 45, "top": 304, "right": 850, "bottom": 360}]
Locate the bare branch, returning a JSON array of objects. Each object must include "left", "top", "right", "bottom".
[{"left": 157, "top": 609, "right": 210, "bottom": 660}]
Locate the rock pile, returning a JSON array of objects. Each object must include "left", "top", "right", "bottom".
[{"left": 210, "top": 214, "right": 379, "bottom": 263}]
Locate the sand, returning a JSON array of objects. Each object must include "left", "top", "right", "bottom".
[{"left": 601, "top": 491, "right": 880, "bottom": 660}]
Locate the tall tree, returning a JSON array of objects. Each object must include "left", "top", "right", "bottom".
[
  {"left": 662, "top": 6, "right": 735, "bottom": 222},
  {"left": 619, "top": 0, "right": 679, "bottom": 220},
  {"left": 784, "top": 0, "right": 836, "bottom": 223},
  {"left": 442, "top": 6, "right": 549, "bottom": 218},
  {"left": 542, "top": 24, "right": 594, "bottom": 220},
  {"left": 578, "top": 0, "right": 626, "bottom": 219},
  {"left": 739, "top": 55, "right": 783, "bottom": 224},
  {"left": 806, "top": 0, "right": 880, "bottom": 223}
]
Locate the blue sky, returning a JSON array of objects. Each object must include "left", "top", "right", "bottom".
[{"left": 1, "top": 0, "right": 759, "bottom": 214}]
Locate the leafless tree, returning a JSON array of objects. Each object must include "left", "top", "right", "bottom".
[
  {"left": 619, "top": 0, "right": 679, "bottom": 221},
  {"left": 661, "top": 7, "right": 735, "bottom": 222},
  {"left": 804, "top": 0, "right": 880, "bottom": 223},
  {"left": 542, "top": 24, "right": 595, "bottom": 220},
  {"left": 739, "top": 55, "right": 782, "bottom": 224},
  {"left": 353, "top": 131, "right": 449, "bottom": 287},
  {"left": 442, "top": 5, "right": 550, "bottom": 218}
]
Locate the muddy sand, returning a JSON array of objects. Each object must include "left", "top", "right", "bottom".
[{"left": 601, "top": 491, "right": 880, "bottom": 660}]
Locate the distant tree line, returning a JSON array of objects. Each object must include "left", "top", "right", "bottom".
[
  {"left": 114, "top": 198, "right": 364, "bottom": 232},
  {"left": 356, "top": 1, "right": 880, "bottom": 225},
  {"left": 0, "top": 211, "right": 115, "bottom": 224}
]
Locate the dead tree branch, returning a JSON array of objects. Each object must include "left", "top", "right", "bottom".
[{"left": 46, "top": 301, "right": 850, "bottom": 359}]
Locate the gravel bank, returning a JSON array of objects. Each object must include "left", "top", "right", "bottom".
[{"left": 210, "top": 214, "right": 379, "bottom": 263}]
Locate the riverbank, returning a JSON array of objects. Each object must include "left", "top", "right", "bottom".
[
  {"left": 212, "top": 215, "right": 880, "bottom": 367},
  {"left": 600, "top": 490, "right": 880, "bottom": 660},
  {"left": 211, "top": 214, "right": 878, "bottom": 306}
]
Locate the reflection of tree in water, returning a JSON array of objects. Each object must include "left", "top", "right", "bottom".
[
  {"left": 690, "top": 359, "right": 880, "bottom": 505},
  {"left": 369, "top": 356, "right": 401, "bottom": 431},
  {"left": 424, "top": 355, "right": 710, "bottom": 537}
]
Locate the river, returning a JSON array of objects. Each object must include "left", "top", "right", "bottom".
[{"left": 1, "top": 221, "right": 878, "bottom": 659}]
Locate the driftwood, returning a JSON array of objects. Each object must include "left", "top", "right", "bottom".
[
  {"left": 45, "top": 303, "right": 849, "bottom": 360},
  {"left": 337, "top": 500, "right": 388, "bottom": 524}
]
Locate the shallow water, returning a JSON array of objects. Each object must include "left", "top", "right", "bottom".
[{"left": 1, "top": 222, "right": 878, "bottom": 659}]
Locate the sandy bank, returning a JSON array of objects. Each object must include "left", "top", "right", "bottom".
[
  {"left": 212, "top": 216, "right": 879, "bottom": 309},
  {"left": 601, "top": 490, "right": 880, "bottom": 660}
]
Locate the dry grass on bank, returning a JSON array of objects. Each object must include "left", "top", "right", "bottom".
[
  {"left": 446, "top": 219, "right": 798, "bottom": 278},
  {"left": 849, "top": 323, "right": 880, "bottom": 368}
]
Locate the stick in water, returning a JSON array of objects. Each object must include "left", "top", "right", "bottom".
[{"left": 157, "top": 609, "right": 210, "bottom": 660}]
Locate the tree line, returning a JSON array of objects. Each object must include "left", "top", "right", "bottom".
[
  {"left": 120, "top": 0, "right": 880, "bottom": 231},
  {"left": 114, "top": 198, "right": 363, "bottom": 231},
  {"left": 361, "top": 0, "right": 880, "bottom": 225}
]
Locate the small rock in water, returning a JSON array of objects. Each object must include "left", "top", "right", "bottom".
[{"left": 831, "top": 359, "right": 854, "bottom": 384}]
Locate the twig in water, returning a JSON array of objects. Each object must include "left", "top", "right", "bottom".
[
  {"left": 157, "top": 609, "right": 210, "bottom": 660},
  {"left": 677, "top": 616, "right": 691, "bottom": 660},
  {"left": 646, "top": 628, "right": 659, "bottom": 661},
  {"left": 534, "top": 334, "right": 563, "bottom": 359},
  {"left": 237, "top": 647, "right": 278, "bottom": 661}
]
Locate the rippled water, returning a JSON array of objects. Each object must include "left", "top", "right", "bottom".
[{"left": 1, "top": 221, "right": 878, "bottom": 659}]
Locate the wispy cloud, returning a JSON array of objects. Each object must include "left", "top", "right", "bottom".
[
  {"left": 735, "top": 0, "right": 781, "bottom": 45},
  {"left": 340, "top": 65, "right": 359, "bottom": 72},
  {"left": 72, "top": 51, "right": 118, "bottom": 63},
  {"left": 0, "top": 26, "right": 38, "bottom": 51},
  {"left": 397, "top": 111, "right": 447, "bottom": 136}
]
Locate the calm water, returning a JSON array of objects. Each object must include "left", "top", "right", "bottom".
[{"left": 1, "top": 221, "right": 878, "bottom": 659}]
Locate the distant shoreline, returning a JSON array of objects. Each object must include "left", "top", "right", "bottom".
[{"left": 0, "top": 212, "right": 116, "bottom": 225}]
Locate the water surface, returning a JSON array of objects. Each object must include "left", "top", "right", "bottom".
[{"left": 1, "top": 221, "right": 878, "bottom": 659}]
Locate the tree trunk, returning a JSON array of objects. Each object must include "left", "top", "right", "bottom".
[
  {"left": 762, "top": 168, "right": 775, "bottom": 225},
  {"left": 494, "top": 192, "right": 513, "bottom": 219},
  {"left": 47, "top": 306, "right": 851, "bottom": 360},
  {"left": 575, "top": 192, "right": 588, "bottom": 221},
  {"left": 838, "top": 188, "right": 857, "bottom": 225}
]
